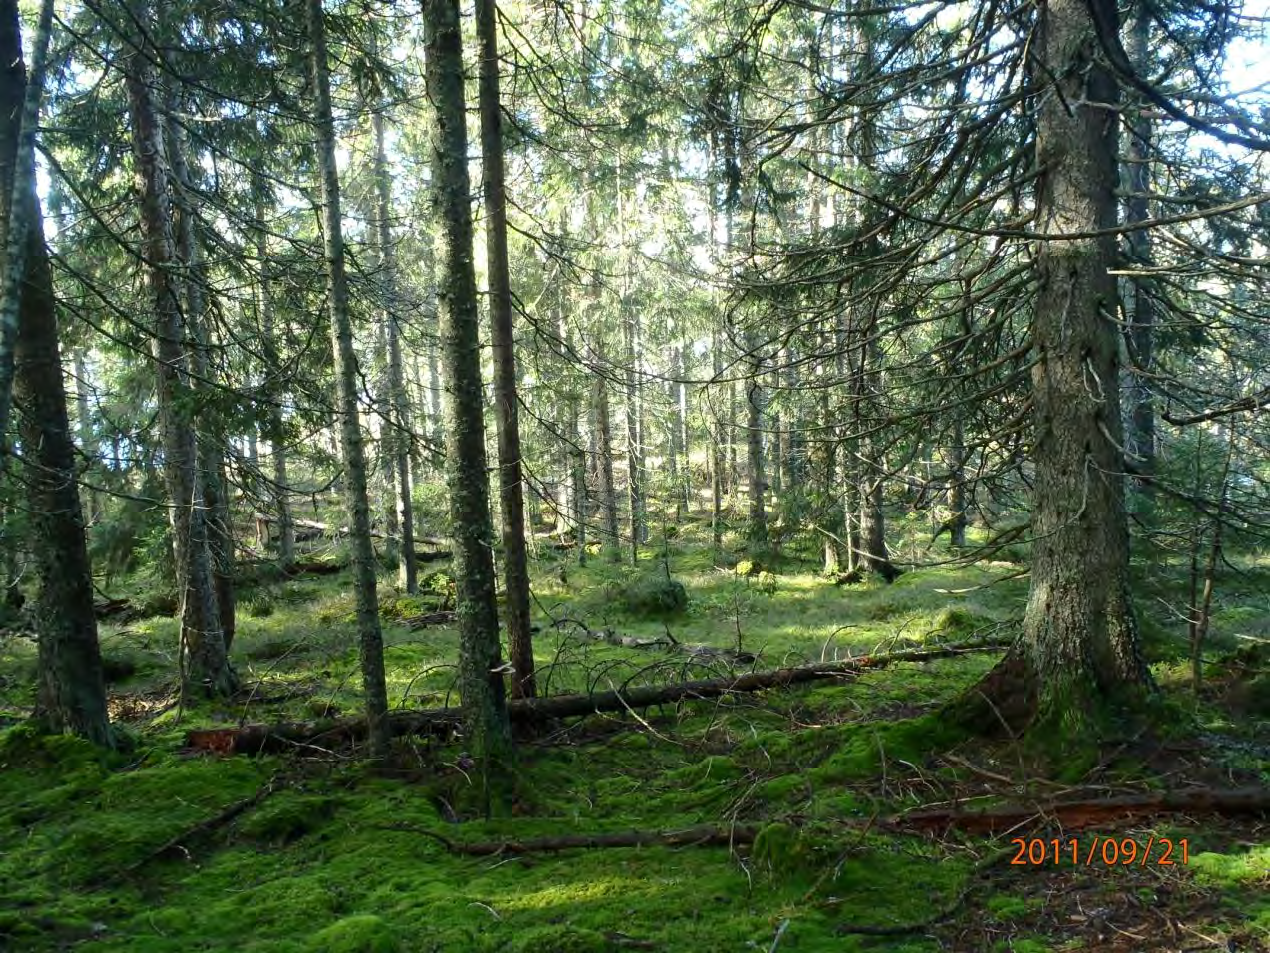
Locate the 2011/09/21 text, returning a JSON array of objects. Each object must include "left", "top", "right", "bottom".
[{"left": 1010, "top": 836, "right": 1189, "bottom": 867}]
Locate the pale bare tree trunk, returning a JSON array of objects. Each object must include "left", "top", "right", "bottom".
[
  {"left": 424, "top": 0, "right": 513, "bottom": 783},
  {"left": 476, "top": 0, "right": 534, "bottom": 698},
  {"left": 306, "top": 0, "right": 389, "bottom": 756},
  {"left": 372, "top": 108, "right": 418, "bottom": 593}
]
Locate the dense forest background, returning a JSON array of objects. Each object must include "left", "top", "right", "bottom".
[{"left": 0, "top": 0, "right": 1268, "bottom": 949}]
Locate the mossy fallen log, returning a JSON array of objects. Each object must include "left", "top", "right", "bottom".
[
  {"left": 891, "top": 785, "right": 1270, "bottom": 835},
  {"left": 186, "top": 642, "right": 1006, "bottom": 755},
  {"left": 551, "top": 617, "right": 756, "bottom": 663},
  {"left": 384, "top": 785, "right": 1270, "bottom": 859}
]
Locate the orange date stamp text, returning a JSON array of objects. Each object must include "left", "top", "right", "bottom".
[{"left": 1009, "top": 836, "right": 1189, "bottom": 867}]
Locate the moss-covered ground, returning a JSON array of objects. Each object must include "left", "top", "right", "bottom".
[{"left": 1, "top": 515, "right": 1267, "bottom": 951}]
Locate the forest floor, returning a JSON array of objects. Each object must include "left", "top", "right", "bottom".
[{"left": 1, "top": 514, "right": 1268, "bottom": 952}]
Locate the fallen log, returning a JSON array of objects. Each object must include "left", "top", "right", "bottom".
[
  {"left": 282, "top": 560, "right": 344, "bottom": 577},
  {"left": 186, "top": 642, "right": 1006, "bottom": 755},
  {"left": 385, "top": 822, "right": 763, "bottom": 856},
  {"left": 415, "top": 550, "right": 452, "bottom": 563},
  {"left": 385, "top": 785, "right": 1270, "bottom": 860},
  {"left": 403, "top": 610, "right": 457, "bottom": 629},
  {"left": 891, "top": 785, "right": 1270, "bottom": 835},
  {"left": 93, "top": 597, "right": 133, "bottom": 621},
  {"left": 553, "top": 618, "right": 756, "bottom": 664}
]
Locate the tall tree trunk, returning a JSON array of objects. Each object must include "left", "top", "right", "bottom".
[
  {"left": 306, "top": 0, "right": 389, "bottom": 756},
  {"left": 476, "top": 0, "right": 534, "bottom": 699},
  {"left": 594, "top": 374, "right": 620, "bottom": 563},
  {"left": 254, "top": 188, "right": 294, "bottom": 565},
  {"left": 166, "top": 110, "right": 236, "bottom": 652},
  {"left": 123, "top": 12, "right": 234, "bottom": 699},
  {"left": 423, "top": 0, "right": 513, "bottom": 782},
  {"left": 372, "top": 109, "right": 418, "bottom": 593},
  {"left": 2, "top": 0, "right": 111, "bottom": 745},
  {"left": 0, "top": 0, "right": 51, "bottom": 441},
  {"left": 948, "top": 416, "right": 968, "bottom": 548},
  {"left": 745, "top": 363, "right": 768, "bottom": 556},
  {"left": 965, "top": 0, "right": 1150, "bottom": 730},
  {"left": 72, "top": 350, "right": 99, "bottom": 524}
]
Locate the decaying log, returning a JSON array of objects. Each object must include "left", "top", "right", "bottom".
[
  {"left": 186, "top": 643, "right": 1006, "bottom": 754},
  {"left": 415, "top": 550, "right": 452, "bottom": 563},
  {"left": 403, "top": 610, "right": 457, "bottom": 629},
  {"left": 891, "top": 785, "right": 1270, "bottom": 835},
  {"left": 552, "top": 618, "right": 756, "bottom": 664},
  {"left": 93, "top": 597, "right": 133, "bottom": 620},
  {"left": 281, "top": 560, "right": 343, "bottom": 577},
  {"left": 388, "top": 786, "right": 1270, "bottom": 860},
  {"left": 386, "top": 822, "right": 763, "bottom": 856}
]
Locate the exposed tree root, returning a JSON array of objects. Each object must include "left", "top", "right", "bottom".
[
  {"left": 186, "top": 642, "right": 1007, "bottom": 755},
  {"left": 103, "top": 775, "right": 284, "bottom": 882}
]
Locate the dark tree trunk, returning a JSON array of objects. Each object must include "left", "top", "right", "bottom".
[
  {"left": 2, "top": 0, "right": 110, "bottom": 745},
  {"left": 423, "top": 0, "right": 514, "bottom": 781},
  {"left": 476, "top": 0, "right": 534, "bottom": 698},
  {"left": 306, "top": 0, "right": 390, "bottom": 756}
]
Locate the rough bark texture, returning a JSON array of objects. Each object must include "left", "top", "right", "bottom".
[
  {"left": 0, "top": 0, "right": 51, "bottom": 439},
  {"left": 371, "top": 109, "right": 418, "bottom": 594},
  {"left": 123, "top": 14, "right": 233, "bottom": 699},
  {"left": 2, "top": 0, "right": 111, "bottom": 745},
  {"left": 423, "top": 0, "right": 514, "bottom": 776},
  {"left": 306, "top": 0, "right": 390, "bottom": 757},
  {"left": 476, "top": 0, "right": 534, "bottom": 698},
  {"left": 970, "top": 0, "right": 1150, "bottom": 728}
]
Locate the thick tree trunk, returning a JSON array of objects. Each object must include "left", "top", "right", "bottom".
[
  {"left": 476, "top": 0, "right": 534, "bottom": 698},
  {"left": 0, "top": 0, "right": 51, "bottom": 441},
  {"left": 372, "top": 109, "right": 418, "bottom": 594},
  {"left": 965, "top": 0, "right": 1150, "bottom": 730},
  {"left": 2, "top": 0, "right": 111, "bottom": 746},
  {"left": 424, "top": 0, "right": 514, "bottom": 777},
  {"left": 306, "top": 0, "right": 390, "bottom": 756},
  {"left": 123, "top": 15, "right": 233, "bottom": 699}
]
